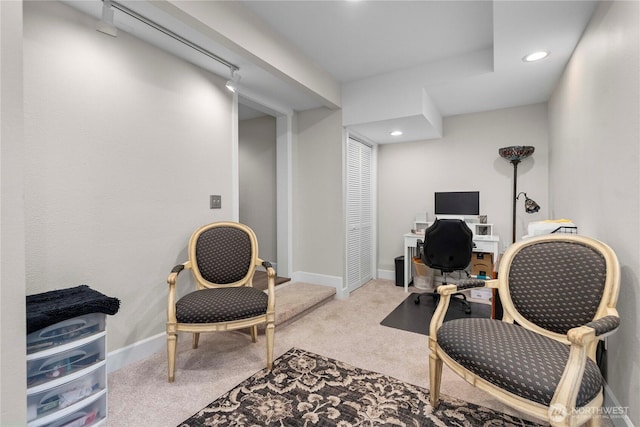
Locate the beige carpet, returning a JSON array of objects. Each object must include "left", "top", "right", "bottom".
[{"left": 105, "top": 279, "right": 549, "bottom": 426}]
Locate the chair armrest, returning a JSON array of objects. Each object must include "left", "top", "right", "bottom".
[
  {"left": 585, "top": 315, "right": 620, "bottom": 337},
  {"left": 568, "top": 315, "right": 620, "bottom": 345},
  {"left": 430, "top": 279, "right": 487, "bottom": 340},
  {"left": 167, "top": 261, "right": 191, "bottom": 286},
  {"left": 167, "top": 261, "right": 191, "bottom": 324},
  {"left": 437, "top": 278, "right": 486, "bottom": 295},
  {"left": 454, "top": 278, "right": 486, "bottom": 291},
  {"left": 484, "top": 279, "right": 499, "bottom": 289},
  {"left": 429, "top": 285, "right": 459, "bottom": 341},
  {"left": 257, "top": 259, "right": 276, "bottom": 314},
  {"left": 552, "top": 315, "right": 620, "bottom": 417},
  {"left": 436, "top": 284, "right": 460, "bottom": 296}
]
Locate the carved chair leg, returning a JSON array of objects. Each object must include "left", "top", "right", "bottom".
[
  {"left": 429, "top": 351, "right": 443, "bottom": 408},
  {"left": 167, "top": 333, "right": 177, "bottom": 383},
  {"left": 265, "top": 321, "right": 275, "bottom": 371},
  {"left": 250, "top": 325, "right": 258, "bottom": 343},
  {"left": 192, "top": 332, "right": 200, "bottom": 349}
]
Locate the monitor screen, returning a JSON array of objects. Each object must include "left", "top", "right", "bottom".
[{"left": 434, "top": 191, "right": 479, "bottom": 216}]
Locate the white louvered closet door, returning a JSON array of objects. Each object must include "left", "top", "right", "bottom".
[{"left": 346, "top": 138, "right": 374, "bottom": 293}]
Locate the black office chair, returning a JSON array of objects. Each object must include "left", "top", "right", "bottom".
[{"left": 415, "top": 219, "right": 473, "bottom": 314}]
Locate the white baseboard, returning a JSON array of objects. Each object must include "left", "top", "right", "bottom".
[
  {"left": 107, "top": 332, "right": 165, "bottom": 374},
  {"left": 291, "top": 271, "right": 347, "bottom": 299},
  {"left": 603, "top": 383, "right": 633, "bottom": 426},
  {"left": 377, "top": 269, "right": 395, "bottom": 281}
]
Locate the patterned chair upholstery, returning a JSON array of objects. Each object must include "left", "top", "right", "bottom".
[
  {"left": 166, "top": 222, "right": 276, "bottom": 382},
  {"left": 429, "top": 234, "right": 620, "bottom": 427}
]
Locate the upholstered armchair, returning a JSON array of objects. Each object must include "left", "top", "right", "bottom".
[
  {"left": 429, "top": 234, "right": 620, "bottom": 426},
  {"left": 166, "top": 222, "right": 276, "bottom": 383}
]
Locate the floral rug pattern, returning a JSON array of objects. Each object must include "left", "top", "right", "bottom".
[{"left": 178, "top": 348, "right": 542, "bottom": 426}]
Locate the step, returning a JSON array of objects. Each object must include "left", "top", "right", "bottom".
[{"left": 261, "top": 282, "right": 336, "bottom": 329}]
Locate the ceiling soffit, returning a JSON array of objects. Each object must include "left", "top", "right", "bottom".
[{"left": 62, "top": 0, "right": 599, "bottom": 144}]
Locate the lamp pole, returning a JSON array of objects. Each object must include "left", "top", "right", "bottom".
[
  {"left": 498, "top": 146, "right": 535, "bottom": 244},
  {"left": 510, "top": 159, "right": 520, "bottom": 244}
]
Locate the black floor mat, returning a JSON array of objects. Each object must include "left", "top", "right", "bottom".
[{"left": 380, "top": 292, "right": 491, "bottom": 336}]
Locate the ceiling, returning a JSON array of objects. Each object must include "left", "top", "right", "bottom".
[
  {"left": 64, "top": 0, "right": 600, "bottom": 143},
  {"left": 243, "top": 1, "right": 495, "bottom": 84}
]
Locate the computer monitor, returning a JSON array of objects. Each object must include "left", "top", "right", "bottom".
[{"left": 434, "top": 191, "right": 479, "bottom": 216}]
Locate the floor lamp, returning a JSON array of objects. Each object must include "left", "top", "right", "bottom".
[{"left": 499, "top": 146, "right": 536, "bottom": 243}]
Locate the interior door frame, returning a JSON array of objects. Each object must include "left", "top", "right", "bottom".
[{"left": 233, "top": 94, "right": 293, "bottom": 277}]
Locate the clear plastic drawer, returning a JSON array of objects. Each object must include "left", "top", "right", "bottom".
[
  {"left": 27, "top": 314, "right": 105, "bottom": 355},
  {"left": 27, "top": 338, "right": 104, "bottom": 389},
  {"left": 37, "top": 392, "right": 106, "bottom": 427},
  {"left": 27, "top": 365, "right": 105, "bottom": 422}
]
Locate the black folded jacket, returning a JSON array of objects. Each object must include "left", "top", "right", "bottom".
[{"left": 27, "top": 285, "right": 120, "bottom": 334}]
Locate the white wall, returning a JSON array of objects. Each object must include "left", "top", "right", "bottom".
[
  {"left": 377, "top": 103, "right": 549, "bottom": 272},
  {"left": 548, "top": 1, "right": 639, "bottom": 424},
  {"left": 293, "top": 108, "right": 344, "bottom": 286},
  {"left": 239, "top": 115, "right": 277, "bottom": 264},
  {"left": 23, "top": 1, "right": 234, "bottom": 351}
]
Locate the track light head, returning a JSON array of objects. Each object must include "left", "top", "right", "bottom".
[
  {"left": 97, "top": 0, "right": 118, "bottom": 37},
  {"left": 225, "top": 70, "right": 241, "bottom": 93}
]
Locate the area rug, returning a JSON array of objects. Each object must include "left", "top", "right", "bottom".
[
  {"left": 380, "top": 292, "right": 491, "bottom": 336},
  {"left": 178, "top": 347, "right": 542, "bottom": 426}
]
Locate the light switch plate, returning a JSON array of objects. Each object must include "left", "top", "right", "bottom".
[{"left": 210, "top": 195, "right": 221, "bottom": 209}]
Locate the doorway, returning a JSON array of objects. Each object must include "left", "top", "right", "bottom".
[{"left": 237, "top": 98, "right": 292, "bottom": 277}]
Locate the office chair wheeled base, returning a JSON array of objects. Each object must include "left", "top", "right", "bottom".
[{"left": 414, "top": 290, "right": 472, "bottom": 314}]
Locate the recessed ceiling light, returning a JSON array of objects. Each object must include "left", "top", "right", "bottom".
[
  {"left": 523, "top": 51, "right": 549, "bottom": 62},
  {"left": 390, "top": 130, "right": 403, "bottom": 136}
]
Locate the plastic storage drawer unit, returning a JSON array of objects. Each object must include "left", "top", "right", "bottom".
[
  {"left": 27, "top": 338, "right": 104, "bottom": 389},
  {"left": 27, "top": 313, "right": 105, "bottom": 355},
  {"left": 27, "top": 365, "right": 105, "bottom": 422}
]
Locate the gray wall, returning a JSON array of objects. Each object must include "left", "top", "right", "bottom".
[
  {"left": 377, "top": 103, "right": 550, "bottom": 272},
  {"left": 23, "top": 1, "right": 235, "bottom": 352},
  {"left": 548, "top": 1, "right": 639, "bottom": 423},
  {"left": 239, "top": 115, "right": 277, "bottom": 264}
]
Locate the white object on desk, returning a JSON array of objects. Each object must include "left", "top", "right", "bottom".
[
  {"left": 524, "top": 220, "right": 577, "bottom": 239},
  {"left": 402, "top": 227, "right": 499, "bottom": 292},
  {"left": 412, "top": 214, "right": 429, "bottom": 235}
]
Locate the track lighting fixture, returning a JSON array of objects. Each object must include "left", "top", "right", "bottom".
[
  {"left": 94, "top": 0, "right": 241, "bottom": 89},
  {"left": 225, "top": 70, "right": 241, "bottom": 93},
  {"left": 96, "top": 0, "right": 118, "bottom": 37}
]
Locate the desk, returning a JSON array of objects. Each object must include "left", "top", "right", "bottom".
[{"left": 402, "top": 233, "right": 500, "bottom": 292}]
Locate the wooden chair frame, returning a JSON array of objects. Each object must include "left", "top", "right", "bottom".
[
  {"left": 429, "top": 234, "right": 620, "bottom": 427},
  {"left": 166, "top": 222, "right": 276, "bottom": 383}
]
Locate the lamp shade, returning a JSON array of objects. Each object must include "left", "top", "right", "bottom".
[
  {"left": 524, "top": 196, "right": 541, "bottom": 213},
  {"left": 498, "top": 146, "right": 535, "bottom": 162}
]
